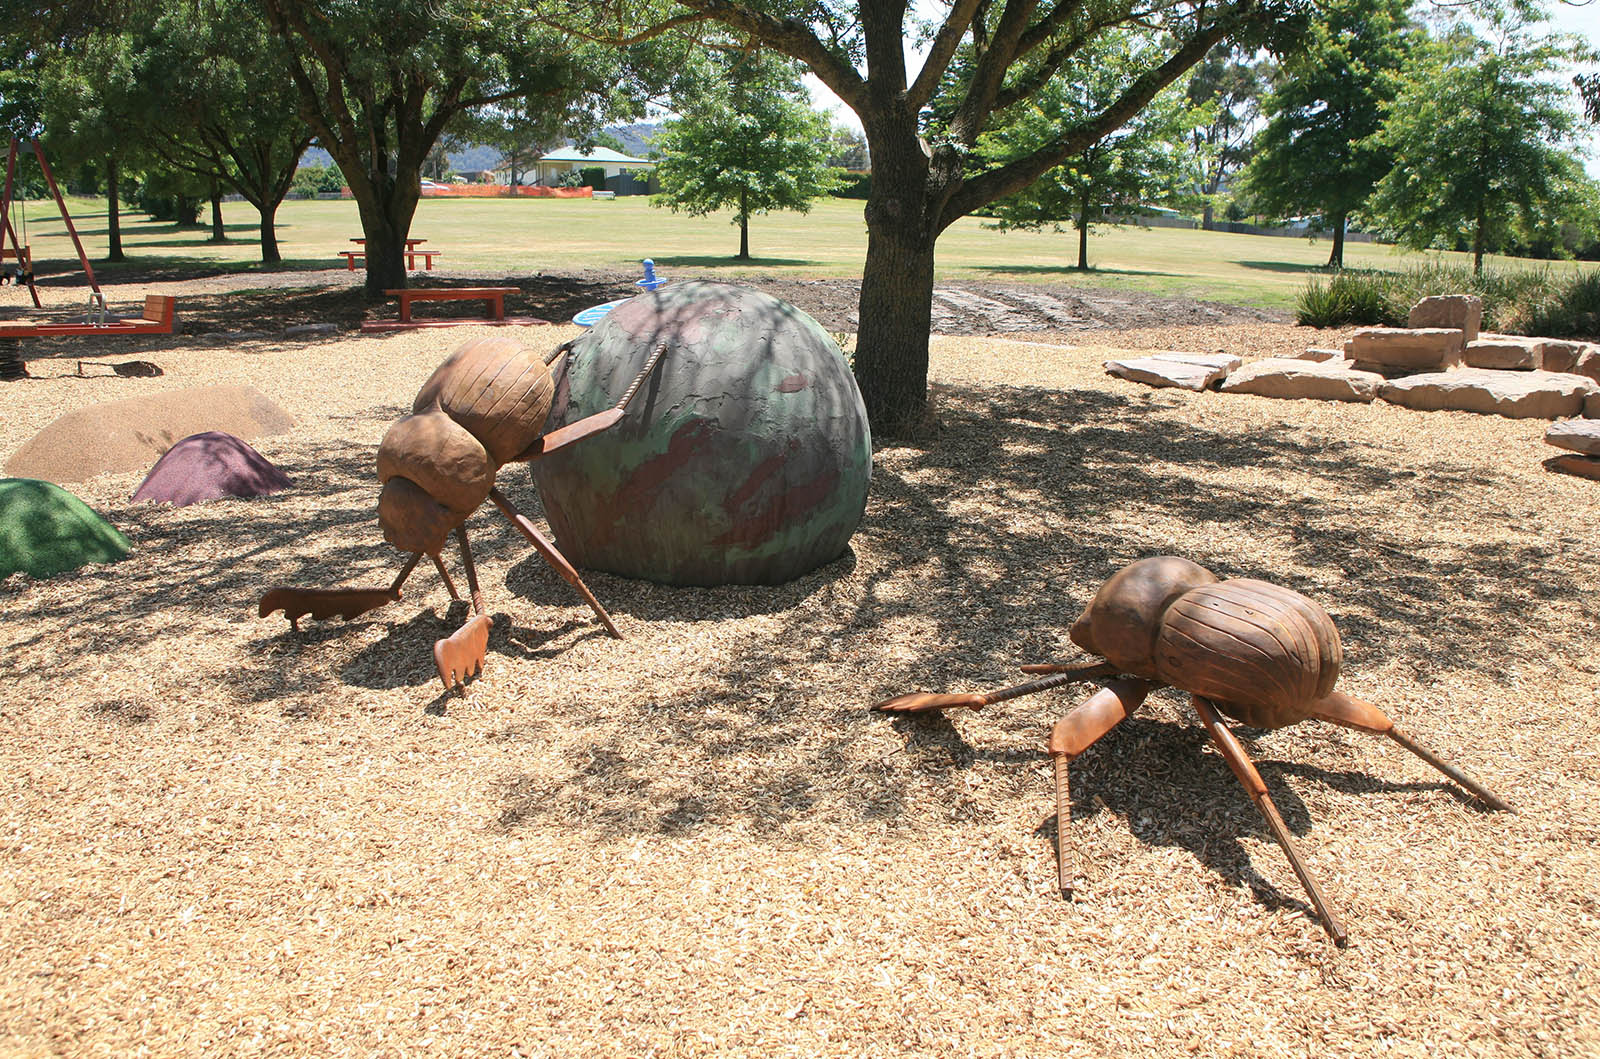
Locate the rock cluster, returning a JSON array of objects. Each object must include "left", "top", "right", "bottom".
[
  {"left": 1105, "top": 293, "right": 1600, "bottom": 430},
  {"left": 1106, "top": 294, "right": 1600, "bottom": 482}
]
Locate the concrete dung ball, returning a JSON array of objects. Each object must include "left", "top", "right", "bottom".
[
  {"left": 1, "top": 478, "right": 130, "bottom": 579},
  {"left": 531, "top": 281, "right": 871, "bottom": 586}
]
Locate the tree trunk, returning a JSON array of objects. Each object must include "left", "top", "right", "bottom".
[
  {"left": 1326, "top": 211, "right": 1346, "bottom": 269},
  {"left": 1202, "top": 201, "right": 1215, "bottom": 231},
  {"left": 856, "top": 205, "right": 937, "bottom": 437},
  {"left": 259, "top": 199, "right": 282, "bottom": 264},
  {"left": 1473, "top": 198, "right": 1486, "bottom": 276},
  {"left": 345, "top": 171, "right": 420, "bottom": 295},
  {"left": 106, "top": 158, "right": 125, "bottom": 263},
  {"left": 1076, "top": 187, "right": 1092, "bottom": 270},
  {"left": 208, "top": 177, "right": 227, "bottom": 242},
  {"left": 737, "top": 189, "right": 750, "bottom": 259}
]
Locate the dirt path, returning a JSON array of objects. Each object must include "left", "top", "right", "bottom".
[{"left": 6, "top": 264, "right": 1289, "bottom": 340}]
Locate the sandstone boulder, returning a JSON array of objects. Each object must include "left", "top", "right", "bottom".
[
  {"left": 1545, "top": 419, "right": 1600, "bottom": 456},
  {"left": 1148, "top": 351, "right": 1242, "bottom": 373},
  {"left": 1544, "top": 454, "right": 1600, "bottom": 481},
  {"left": 1379, "top": 369, "right": 1598, "bottom": 419},
  {"left": 1220, "top": 359, "right": 1384, "bottom": 403},
  {"left": 1104, "top": 356, "right": 1227, "bottom": 392},
  {"left": 1408, "top": 294, "right": 1482, "bottom": 343},
  {"left": 1345, "top": 327, "right": 1464, "bottom": 370},
  {"left": 1463, "top": 338, "right": 1539, "bottom": 371}
]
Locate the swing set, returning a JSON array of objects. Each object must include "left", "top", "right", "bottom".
[{"left": 1, "top": 138, "right": 176, "bottom": 379}]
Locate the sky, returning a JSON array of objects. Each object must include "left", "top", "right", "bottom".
[{"left": 808, "top": 1, "right": 1600, "bottom": 172}]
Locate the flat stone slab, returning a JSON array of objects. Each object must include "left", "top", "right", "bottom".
[
  {"left": 1294, "top": 348, "right": 1344, "bottom": 363},
  {"left": 1104, "top": 356, "right": 1226, "bottom": 391},
  {"left": 1146, "top": 351, "right": 1242, "bottom": 373},
  {"left": 1545, "top": 453, "right": 1600, "bottom": 481},
  {"left": 1346, "top": 328, "right": 1464, "bottom": 370},
  {"left": 1464, "top": 338, "right": 1538, "bottom": 371},
  {"left": 1408, "top": 295, "right": 1482, "bottom": 343},
  {"left": 1380, "top": 369, "right": 1598, "bottom": 419},
  {"left": 1545, "top": 419, "right": 1600, "bottom": 455},
  {"left": 1220, "top": 359, "right": 1384, "bottom": 403}
]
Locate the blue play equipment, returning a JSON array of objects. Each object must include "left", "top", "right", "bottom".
[{"left": 573, "top": 259, "right": 667, "bottom": 326}]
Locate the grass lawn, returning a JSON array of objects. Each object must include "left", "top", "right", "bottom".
[{"left": 12, "top": 194, "right": 1596, "bottom": 310}]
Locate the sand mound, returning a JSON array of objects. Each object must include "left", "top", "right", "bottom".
[
  {"left": 0, "top": 477, "right": 129, "bottom": 578},
  {"left": 3, "top": 384, "right": 295, "bottom": 484},
  {"left": 130, "top": 431, "right": 293, "bottom": 507}
]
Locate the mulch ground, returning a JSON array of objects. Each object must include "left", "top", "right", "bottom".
[{"left": 1, "top": 274, "right": 1597, "bottom": 1057}]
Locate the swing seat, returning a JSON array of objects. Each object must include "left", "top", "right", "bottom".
[{"left": 0, "top": 295, "right": 176, "bottom": 338}]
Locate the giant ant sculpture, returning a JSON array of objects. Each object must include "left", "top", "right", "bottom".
[{"left": 260, "top": 335, "right": 666, "bottom": 691}]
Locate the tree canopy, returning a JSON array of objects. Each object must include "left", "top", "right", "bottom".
[
  {"left": 1367, "top": 11, "right": 1595, "bottom": 273},
  {"left": 260, "top": 0, "right": 674, "bottom": 292},
  {"left": 1243, "top": 0, "right": 1415, "bottom": 267},
  {"left": 598, "top": 0, "right": 1299, "bottom": 434},
  {"left": 980, "top": 31, "right": 1194, "bottom": 270},
  {"left": 651, "top": 50, "right": 842, "bottom": 260}
]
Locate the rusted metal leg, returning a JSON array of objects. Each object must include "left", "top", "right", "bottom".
[
  {"left": 487, "top": 487, "right": 621, "bottom": 639},
  {"left": 1047, "top": 678, "right": 1151, "bottom": 895},
  {"left": 872, "top": 662, "right": 1119, "bottom": 713},
  {"left": 433, "top": 527, "right": 492, "bottom": 693},
  {"left": 1193, "top": 695, "right": 1348, "bottom": 946},
  {"left": 1308, "top": 692, "right": 1511, "bottom": 812},
  {"left": 259, "top": 550, "right": 423, "bottom": 631},
  {"left": 431, "top": 554, "right": 460, "bottom": 601},
  {"left": 456, "top": 526, "right": 485, "bottom": 615}
]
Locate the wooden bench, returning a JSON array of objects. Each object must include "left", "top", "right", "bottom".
[
  {"left": 339, "top": 248, "right": 442, "bottom": 271},
  {"left": 384, "top": 287, "right": 518, "bottom": 323},
  {"left": 0, "top": 295, "right": 176, "bottom": 338}
]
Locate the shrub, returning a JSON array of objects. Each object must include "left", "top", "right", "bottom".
[
  {"left": 1295, "top": 271, "right": 1400, "bottom": 327},
  {"left": 1296, "top": 262, "right": 1600, "bottom": 336},
  {"left": 291, "top": 164, "right": 345, "bottom": 197},
  {"left": 581, "top": 166, "right": 607, "bottom": 191}
]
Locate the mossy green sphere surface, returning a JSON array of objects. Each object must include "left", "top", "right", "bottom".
[
  {"left": 533, "top": 281, "right": 871, "bottom": 586},
  {"left": 0, "top": 478, "right": 130, "bottom": 579}
]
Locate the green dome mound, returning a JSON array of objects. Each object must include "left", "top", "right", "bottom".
[{"left": 0, "top": 478, "right": 131, "bottom": 579}]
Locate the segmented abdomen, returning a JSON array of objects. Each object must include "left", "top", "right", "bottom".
[
  {"left": 1154, "top": 578, "right": 1342, "bottom": 728},
  {"left": 411, "top": 336, "right": 554, "bottom": 467}
]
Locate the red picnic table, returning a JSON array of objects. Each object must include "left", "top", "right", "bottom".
[{"left": 337, "top": 238, "right": 440, "bottom": 270}]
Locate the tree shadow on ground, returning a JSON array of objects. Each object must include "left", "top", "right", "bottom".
[
  {"left": 972, "top": 263, "right": 1182, "bottom": 280},
  {"left": 9, "top": 372, "right": 1579, "bottom": 887},
  {"left": 649, "top": 255, "right": 821, "bottom": 269},
  {"left": 483, "top": 374, "right": 1583, "bottom": 849}
]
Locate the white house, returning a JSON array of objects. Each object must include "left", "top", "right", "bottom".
[{"left": 495, "top": 146, "right": 657, "bottom": 188}]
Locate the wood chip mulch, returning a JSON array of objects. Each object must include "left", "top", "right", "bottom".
[{"left": 2, "top": 322, "right": 1597, "bottom": 1057}]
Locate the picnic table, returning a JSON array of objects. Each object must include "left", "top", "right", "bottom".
[
  {"left": 338, "top": 238, "right": 441, "bottom": 271},
  {"left": 384, "top": 286, "right": 519, "bottom": 323}
]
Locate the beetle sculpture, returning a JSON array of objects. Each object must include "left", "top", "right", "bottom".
[
  {"left": 874, "top": 556, "right": 1511, "bottom": 944},
  {"left": 259, "top": 335, "right": 667, "bottom": 692}
]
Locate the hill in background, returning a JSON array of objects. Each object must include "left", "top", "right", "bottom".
[{"left": 298, "top": 124, "right": 663, "bottom": 172}]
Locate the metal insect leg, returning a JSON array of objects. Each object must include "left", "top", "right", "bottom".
[
  {"left": 871, "top": 661, "right": 1118, "bottom": 713},
  {"left": 488, "top": 487, "right": 621, "bottom": 639},
  {"left": 431, "top": 554, "right": 461, "bottom": 601},
  {"left": 1191, "top": 695, "right": 1348, "bottom": 946},
  {"left": 259, "top": 550, "right": 425, "bottom": 630},
  {"left": 1047, "top": 678, "right": 1151, "bottom": 894},
  {"left": 1308, "top": 692, "right": 1511, "bottom": 812},
  {"left": 433, "top": 527, "right": 493, "bottom": 693}
]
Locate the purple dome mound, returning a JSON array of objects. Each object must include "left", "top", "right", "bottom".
[{"left": 131, "top": 431, "right": 292, "bottom": 507}]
